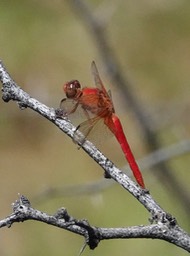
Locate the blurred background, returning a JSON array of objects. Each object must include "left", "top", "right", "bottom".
[{"left": 0, "top": 0, "right": 190, "bottom": 255}]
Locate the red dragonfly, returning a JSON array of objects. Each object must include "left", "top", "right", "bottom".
[{"left": 58, "top": 61, "right": 145, "bottom": 188}]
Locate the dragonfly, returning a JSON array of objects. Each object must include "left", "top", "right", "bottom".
[{"left": 57, "top": 61, "right": 145, "bottom": 188}]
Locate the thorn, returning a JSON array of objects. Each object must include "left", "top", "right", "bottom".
[{"left": 78, "top": 241, "right": 87, "bottom": 256}]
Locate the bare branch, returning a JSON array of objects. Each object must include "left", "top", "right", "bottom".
[
  {"left": 0, "top": 195, "right": 190, "bottom": 252},
  {"left": 1, "top": 60, "right": 190, "bottom": 252},
  {"left": 1, "top": 195, "right": 99, "bottom": 249}
]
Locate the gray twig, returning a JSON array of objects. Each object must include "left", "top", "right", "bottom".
[{"left": 1, "top": 194, "right": 190, "bottom": 252}]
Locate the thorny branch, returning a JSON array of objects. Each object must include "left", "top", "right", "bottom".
[{"left": 0, "top": 60, "right": 190, "bottom": 252}]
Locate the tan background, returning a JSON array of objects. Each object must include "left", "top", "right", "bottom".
[{"left": 0, "top": 0, "right": 190, "bottom": 255}]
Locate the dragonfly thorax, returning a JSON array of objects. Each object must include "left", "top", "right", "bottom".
[{"left": 80, "top": 88, "right": 114, "bottom": 118}]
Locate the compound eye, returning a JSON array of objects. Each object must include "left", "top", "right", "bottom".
[
  {"left": 72, "top": 80, "right": 81, "bottom": 89},
  {"left": 63, "top": 80, "right": 81, "bottom": 98}
]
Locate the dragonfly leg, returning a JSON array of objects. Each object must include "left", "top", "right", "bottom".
[
  {"left": 55, "top": 108, "right": 65, "bottom": 118},
  {"left": 58, "top": 98, "right": 79, "bottom": 117},
  {"left": 72, "top": 107, "right": 95, "bottom": 146},
  {"left": 73, "top": 122, "right": 94, "bottom": 147}
]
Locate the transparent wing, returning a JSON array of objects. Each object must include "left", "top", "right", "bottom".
[
  {"left": 91, "top": 61, "right": 109, "bottom": 96},
  {"left": 73, "top": 115, "right": 113, "bottom": 147},
  {"left": 59, "top": 97, "right": 90, "bottom": 128}
]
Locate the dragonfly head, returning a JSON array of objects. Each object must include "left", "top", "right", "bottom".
[{"left": 63, "top": 80, "right": 82, "bottom": 99}]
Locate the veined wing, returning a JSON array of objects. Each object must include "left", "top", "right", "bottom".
[
  {"left": 91, "top": 61, "right": 109, "bottom": 97},
  {"left": 59, "top": 97, "right": 93, "bottom": 128},
  {"left": 73, "top": 114, "right": 113, "bottom": 147}
]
